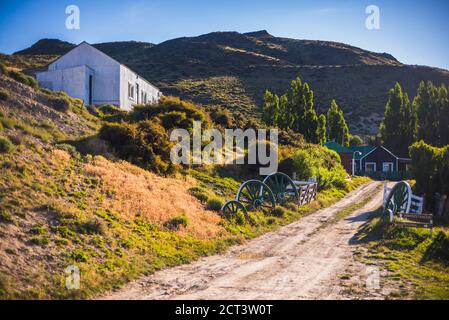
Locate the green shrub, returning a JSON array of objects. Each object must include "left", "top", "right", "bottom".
[
  {"left": 0, "top": 136, "right": 13, "bottom": 153},
  {"left": 53, "top": 226, "right": 75, "bottom": 238},
  {"left": 99, "top": 121, "right": 176, "bottom": 175},
  {"left": 159, "top": 111, "right": 189, "bottom": 129},
  {"left": 409, "top": 141, "right": 449, "bottom": 206},
  {"left": 188, "top": 187, "right": 209, "bottom": 203},
  {"left": 271, "top": 206, "right": 286, "bottom": 217},
  {"left": 284, "top": 203, "right": 298, "bottom": 212},
  {"left": 223, "top": 209, "right": 246, "bottom": 225},
  {"left": 205, "top": 197, "right": 223, "bottom": 211},
  {"left": 349, "top": 134, "right": 364, "bottom": 147},
  {"left": 97, "top": 104, "right": 123, "bottom": 116},
  {"left": 131, "top": 96, "right": 209, "bottom": 130},
  {"left": 0, "top": 89, "right": 9, "bottom": 101},
  {"left": 93, "top": 104, "right": 127, "bottom": 120},
  {"left": 69, "top": 250, "right": 89, "bottom": 262},
  {"left": 0, "top": 114, "right": 15, "bottom": 129},
  {"left": 75, "top": 219, "right": 105, "bottom": 235},
  {"left": 165, "top": 215, "right": 189, "bottom": 230},
  {"left": 0, "top": 62, "right": 7, "bottom": 75},
  {"left": 211, "top": 110, "right": 232, "bottom": 127},
  {"left": 49, "top": 96, "right": 71, "bottom": 112},
  {"left": 30, "top": 236, "right": 50, "bottom": 246},
  {"left": 0, "top": 210, "right": 13, "bottom": 223},
  {"left": 8, "top": 70, "right": 38, "bottom": 89},
  {"left": 423, "top": 231, "right": 449, "bottom": 263},
  {"left": 30, "top": 225, "right": 47, "bottom": 235},
  {"left": 289, "top": 145, "right": 347, "bottom": 190}
]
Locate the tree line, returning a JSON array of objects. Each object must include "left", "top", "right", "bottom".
[
  {"left": 380, "top": 81, "right": 449, "bottom": 156},
  {"left": 262, "top": 76, "right": 349, "bottom": 146}
]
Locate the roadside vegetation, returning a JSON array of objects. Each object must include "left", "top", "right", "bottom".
[{"left": 357, "top": 211, "right": 449, "bottom": 299}]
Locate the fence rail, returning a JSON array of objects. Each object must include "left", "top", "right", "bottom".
[{"left": 293, "top": 181, "right": 318, "bottom": 205}]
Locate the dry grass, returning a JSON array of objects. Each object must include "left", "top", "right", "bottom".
[
  {"left": 85, "top": 156, "right": 224, "bottom": 239},
  {"left": 51, "top": 149, "right": 71, "bottom": 162}
]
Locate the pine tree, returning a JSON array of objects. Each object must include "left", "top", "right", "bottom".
[
  {"left": 317, "top": 114, "right": 327, "bottom": 145},
  {"left": 414, "top": 81, "right": 449, "bottom": 147},
  {"left": 278, "top": 94, "right": 290, "bottom": 129},
  {"left": 414, "top": 81, "right": 440, "bottom": 146},
  {"left": 399, "top": 92, "right": 417, "bottom": 154},
  {"left": 262, "top": 90, "right": 279, "bottom": 126},
  {"left": 289, "top": 77, "right": 304, "bottom": 131},
  {"left": 303, "top": 109, "right": 319, "bottom": 143},
  {"left": 327, "top": 99, "right": 349, "bottom": 146},
  {"left": 262, "top": 74, "right": 329, "bottom": 144},
  {"left": 438, "top": 85, "right": 449, "bottom": 145},
  {"left": 380, "top": 82, "right": 418, "bottom": 156},
  {"left": 380, "top": 83, "right": 404, "bottom": 154}
]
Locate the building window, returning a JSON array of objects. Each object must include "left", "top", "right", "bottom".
[
  {"left": 382, "top": 162, "right": 394, "bottom": 172},
  {"left": 128, "top": 82, "right": 135, "bottom": 100},
  {"left": 142, "top": 92, "right": 147, "bottom": 104},
  {"left": 365, "top": 162, "right": 376, "bottom": 172}
]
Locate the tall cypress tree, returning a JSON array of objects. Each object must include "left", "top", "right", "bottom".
[
  {"left": 317, "top": 114, "right": 327, "bottom": 145},
  {"left": 278, "top": 94, "right": 289, "bottom": 129},
  {"left": 380, "top": 82, "right": 418, "bottom": 156},
  {"left": 289, "top": 77, "right": 304, "bottom": 131},
  {"left": 327, "top": 99, "right": 349, "bottom": 146},
  {"left": 262, "top": 90, "right": 279, "bottom": 126},
  {"left": 380, "top": 83, "right": 404, "bottom": 154},
  {"left": 399, "top": 92, "right": 418, "bottom": 155},
  {"left": 438, "top": 85, "right": 449, "bottom": 145},
  {"left": 414, "top": 81, "right": 440, "bottom": 146},
  {"left": 262, "top": 74, "right": 329, "bottom": 144},
  {"left": 303, "top": 109, "right": 320, "bottom": 143}
]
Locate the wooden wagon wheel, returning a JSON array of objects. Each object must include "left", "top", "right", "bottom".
[
  {"left": 262, "top": 172, "right": 299, "bottom": 204},
  {"left": 384, "top": 181, "right": 412, "bottom": 216},
  {"left": 221, "top": 200, "right": 249, "bottom": 223},
  {"left": 236, "top": 180, "right": 276, "bottom": 211}
]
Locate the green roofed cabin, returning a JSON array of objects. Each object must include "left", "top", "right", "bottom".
[
  {"left": 323, "top": 142, "right": 411, "bottom": 176},
  {"left": 322, "top": 141, "right": 353, "bottom": 174}
]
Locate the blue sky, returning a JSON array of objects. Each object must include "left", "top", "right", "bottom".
[{"left": 0, "top": 0, "right": 448, "bottom": 70}]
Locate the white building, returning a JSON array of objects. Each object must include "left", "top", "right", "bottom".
[{"left": 36, "top": 41, "right": 161, "bottom": 110}]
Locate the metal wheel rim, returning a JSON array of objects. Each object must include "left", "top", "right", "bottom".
[
  {"left": 236, "top": 180, "right": 276, "bottom": 211},
  {"left": 263, "top": 172, "right": 299, "bottom": 204}
]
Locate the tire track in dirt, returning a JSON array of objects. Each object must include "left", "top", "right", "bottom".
[{"left": 101, "top": 181, "right": 387, "bottom": 300}]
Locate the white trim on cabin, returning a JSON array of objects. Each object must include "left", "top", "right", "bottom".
[
  {"left": 379, "top": 146, "right": 399, "bottom": 159},
  {"left": 359, "top": 145, "right": 399, "bottom": 161}
]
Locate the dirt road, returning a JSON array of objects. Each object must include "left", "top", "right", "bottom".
[{"left": 102, "top": 181, "right": 393, "bottom": 300}]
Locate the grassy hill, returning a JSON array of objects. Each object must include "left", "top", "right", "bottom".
[
  {"left": 11, "top": 32, "right": 449, "bottom": 135},
  {"left": 0, "top": 60, "right": 371, "bottom": 298}
]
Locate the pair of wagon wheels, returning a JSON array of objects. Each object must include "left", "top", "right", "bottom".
[
  {"left": 221, "top": 173, "right": 299, "bottom": 223},
  {"left": 383, "top": 181, "right": 412, "bottom": 218}
]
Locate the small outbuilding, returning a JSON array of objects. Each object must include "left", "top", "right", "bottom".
[{"left": 36, "top": 41, "right": 161, "bottom": 110}]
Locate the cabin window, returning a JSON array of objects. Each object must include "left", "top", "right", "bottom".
[
  {"left": 382, "top": 162, "right": 394, "bottom": 172},
  {"left": 128, "top": 82, "right": 135, "bottom": 100},
  {"left": 365, "top": 162, "right": 376, "bottom": 172}
]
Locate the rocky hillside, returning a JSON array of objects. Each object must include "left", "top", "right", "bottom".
[{"left": 12, "top": 32, "right": 449, "bottom": 135}]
